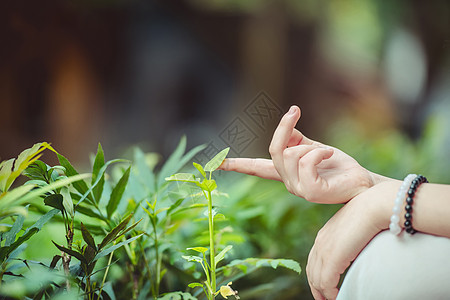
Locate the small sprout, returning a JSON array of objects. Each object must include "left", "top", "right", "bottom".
[{"left": 219, "top": 282, "right": 240, "bottom": 299}]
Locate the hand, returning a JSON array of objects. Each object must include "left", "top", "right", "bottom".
[
  {"left": 220, "top": 105, "right": 378, "bottom": 203},
  {"left": 306, "top": 184, "right": 389, "bottom": 299}
]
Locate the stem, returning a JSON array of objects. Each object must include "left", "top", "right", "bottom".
[
  {"left": 151, "top": 212, "right": 160, "bottom": 299},
  {"left": 207, "top": 190, "right": 216, "bottom": 298},
  {"left": 98, "top": 248, "right": 115, "bottom": 297}
]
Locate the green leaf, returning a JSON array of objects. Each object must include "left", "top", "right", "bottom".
[
  {"left": 0, "top": 159, "right": 14, "bottom": 192},
  {"left": 215, "top": 245, "right": 232, "bottom": 267},
  {"left": 187, "top": 247, "right": 208, "bottom": 254},
  {"left": 107, "top": 166, "right": 131, "bottom": 218},
  {"left": 23, "top": 160, "right": 48, "bottom": 182},
  {"left": 57, "top": 153, "right": 93, "bottom": 203},
  {"left": 188, "top": 282, "right": 203, "bottom": 289},
  {"left": 204, "top": 147, "right": 229, "bottom": 173},
  {"left": 165, "top": 173, "right": 197, "bottom": 183},
  {"left": 157, "top": 137, "right": 207, "bottom": 187},
  {"left": 94, "top": 234, "right": 143, "bottom": 261},
  {"left": 193, "top": 162, "right": 206, "bottom": 179},
  {"left": 52, "top": 241, "right": 87, "bottom": 266},
  {"left": 81, "top": 223, "right": 97, "bottom": 251},
  {"left": 0, "top": 174, "right": 90, "bottom": 211},
  {"left": 182, "top": 255, "right": 203, "bottom": 264},
  {"left": 133, "top": 147, "right": 156, "bottom": 195},
  {"left": 60, "top": 187, "right": 74, "bottom": 218},
  {"left": 3, "top": 210, "right": 26, "bottom": 247},
  {"left": 157, "top": 292, "right": 198, "bottom": 300},
  {"left": 92, "top": 143, "right": 105, "bottom": 202},
  {"left": 197, "top": 179, "right": 217, "bottom": 192},
  {"left": 43, "top": 194, "right": 64, "bottom": 212},
  {"left": 75, "top": 203, "right": 107, "bottom": 221},
  {"left": 75, "top": 158, "right": 128, "bottom": 207},
  {"left": 0, "top": 209, "right": 59, "bottom": 262},
  {"left": 98, "top": 214, "right": 133, "bottom": 250}
]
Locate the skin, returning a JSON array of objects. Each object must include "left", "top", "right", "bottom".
[{"left": 218, "top": 105, "right": 450, "bottom": 299}]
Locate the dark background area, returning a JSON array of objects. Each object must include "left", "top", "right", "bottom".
[{"left": 1, "top": 0, "right": 449, "bottom": 169}]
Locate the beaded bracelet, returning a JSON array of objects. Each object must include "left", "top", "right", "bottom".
[
  {"left": 404, "top": 175, "right": 428, "bottom": 234},
  {"left": 389, "top": 174, "right": 416, "bottom": 235}
]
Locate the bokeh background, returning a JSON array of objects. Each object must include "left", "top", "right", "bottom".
[
  {"left": 1, "top": 1, "right": 450, "bottom": 299},
  {"left": 2, "top": 0, "right": 450, "bottom": 169}
]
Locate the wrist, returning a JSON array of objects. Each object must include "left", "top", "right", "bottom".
[{"left": 358, "top": 179, "right": 402, "bottom": 231}]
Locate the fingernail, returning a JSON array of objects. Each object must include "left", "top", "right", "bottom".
[{"left": 287, "top": 106, "right": 296, "bottom": 115}]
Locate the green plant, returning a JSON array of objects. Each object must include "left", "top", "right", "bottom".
[{"left": 166, "top": 148, "right": 302, "bottom": 300}]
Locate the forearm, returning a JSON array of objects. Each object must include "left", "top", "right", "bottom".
[{"left": 368, "top": 179, "right": 450, "bottom": 238}]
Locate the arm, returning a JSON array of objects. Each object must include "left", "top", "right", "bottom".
[{"left": 307, "top": 179, "right": 450, "bottom": 300}]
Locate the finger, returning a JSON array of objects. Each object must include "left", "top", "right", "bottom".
[
  {"left": 269, "top": 105, "right": 301, "bottom": 180},
  {"left": 310, "top": 286, "right": 326, "bottom": 300},
  {"left": 320, "top": 264, "right": 340, "bottom": 300},
  {"left": 283, "top": 145, "right": 319, "bottom": 193},
  {"left": 218, "top": 158, "right": 281, "bottom": 181},
  {"left": 288, "top": 128, "right": 316, "bottom": 147},
  {"left": 298, "top": 148, "right": 334, "bottom": 201}
]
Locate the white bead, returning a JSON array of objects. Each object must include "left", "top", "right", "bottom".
[
  {"left": 389, "top": 223, "right": 401, "bottom": 235},
  {"left": 390, "top": 214, "right": 400, "bottom": 223},
  {"left": 392, "top": 206, "right": 401, "bottom": 214},
  {"left": 389, "top": 174, "right": 417, "bottom": 236}
]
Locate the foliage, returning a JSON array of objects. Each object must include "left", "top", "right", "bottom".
[{"left": 0, "top": 139, "right": 307, "bottom": 300}]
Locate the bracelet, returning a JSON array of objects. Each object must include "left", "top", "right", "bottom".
[
  {"left": 404, "top": 175, "right": 428, "bottom": 234},
  {"left": 389, "top": 174, "right": 416, "bottom": 235}
]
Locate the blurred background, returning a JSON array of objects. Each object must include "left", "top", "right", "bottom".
[
  {"left": 2, "top": 1, "right": 450, "bottom": 299},
  {"left": 1, "top": 0, "right": 450, "bottom": 174}
]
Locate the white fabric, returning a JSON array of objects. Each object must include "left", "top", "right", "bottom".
[{"left": 337, "top": 230, "right": 450, "bottom": 300}]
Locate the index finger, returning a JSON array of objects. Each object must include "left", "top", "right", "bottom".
[
  {"left": 269, "top": 105, "right": 302, "bottom": 180},
  {"left": 218, "top": 158, "right": 281, "bottom": 181}
]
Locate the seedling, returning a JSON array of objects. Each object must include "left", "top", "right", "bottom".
[{"left": 166, "top": 147, "right": 239, "bottom": 300}]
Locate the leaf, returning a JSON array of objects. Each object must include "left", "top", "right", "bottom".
[
  {"left": 22, "top": 160, "right": 48, "bottom": 182},
  {"left": 157, "top": 292, "right": 198, "bottom": 300},
  {"left": 0, "top": 209, "right": 59, "bottom": 262},
  {"left": 187, "top": 247, "right": 208, "bottom": 254},
  {"left": 98, "top": 214, "right": 133, "bottom": 250},
  {"left": 60, "top": 186, "right": 74, "bottom": 218},
  {"left": 204, "top": 147, "right": 229, "bottom": 173},
  {"left": 52, "top": 241, "right": 87, "bottom": 266},
  {"left": 75, "top": 158, "right": 128, "bottom": 207},
  {"left": 3, "top": 209, "right": 26, "bottom": 247},
  {"left": 182, "top": 255, "right": 203, "bottom": 264},
  {"left": 193, "top": 162, "right": 206, "bottom": 179},
  {"left": 0, "top": 174, "right": 90, "bottom": 211},
  {"left": 157, "top": 136, "right": 187, "bottom": 187},
  {"left": 188, "top": 282, "right": 203, "bottom": 289},
  {"left": 165, "top": 173, "right": 197, "bottom": 183},
  {"left": 57, "top": 153, "right": 93, "bottom": 203},
  {"left": 157, "top": 137, "right": 206, "bottom": 187},
  {"left": 81, "top": 223, "right": 97, "bottom": 251},
  {"left": 0, "top": 159, "right": 14, "bottom": 192},
  {"left": 75, "top": 203, "right": 107, "bottom": 221},
  {"left": 92, "top": 143, "right": 105, "bottom": 202},
  {"left": 133, "top": 147, "right": 156, "bottom": 195},
  {"left": 197, "top": 179, "right": 217, "bottom": 192},
  {"left": 94, "top": 234, "right": 143, "bottom": 261},
  {"left": 107, "top": 166, "right": 131, "bottom": 218},
  {"left": 43, "top": 194, "right": 64, "bottom": 212},
  {"left": 215, "top": 245, "right": 233, "bottom": 267}
]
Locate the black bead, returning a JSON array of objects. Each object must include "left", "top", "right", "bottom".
[
  {"left": 406, "top": 227, "right": 417, "bottom": 234},
  {"left": 404, "top": 220, "right": 412, "bottom": 228},
  {"left": 407, "top": 189, "right": 415, "bottom": 196},
  {"left": 405, "top": 212, "right": 412, "bottom": 220},
  {"left": 405, "top": 204, "right": 412, "bottom": 212},
  {"left": 406, "top": 197, "right": 414, "bottom": 205}
]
